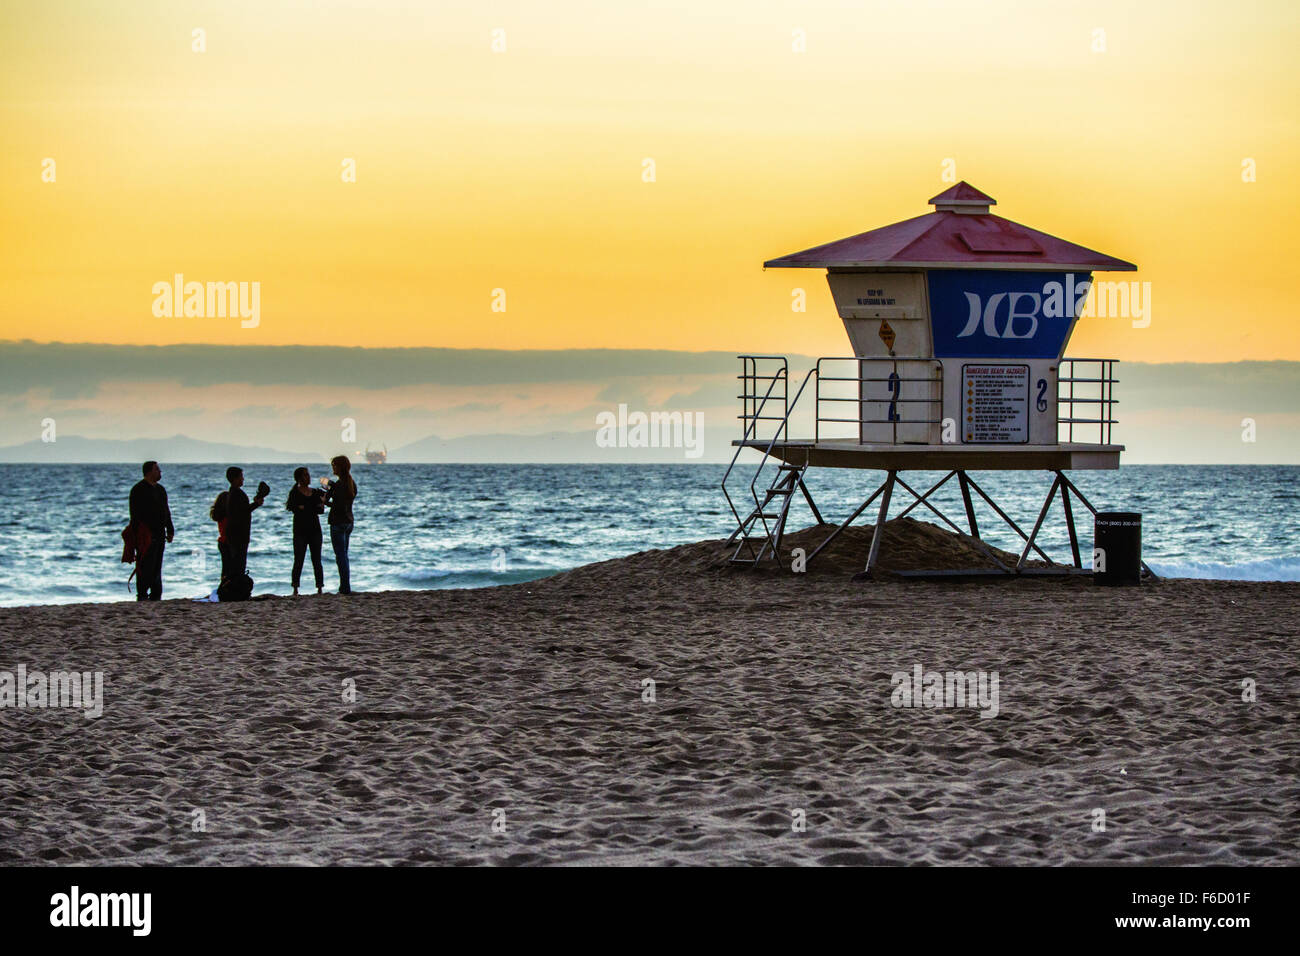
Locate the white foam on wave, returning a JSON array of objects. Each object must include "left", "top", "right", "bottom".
[
  {"left": 1147, "top": 556, "right": 1300, "bottom": 582},
  {"left": 392, "top": 565, "right": 558, "bottom": 587}
]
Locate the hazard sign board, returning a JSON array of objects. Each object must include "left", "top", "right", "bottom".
[{"left": 878, "top": 319, "right": 896, "bottom": 351}]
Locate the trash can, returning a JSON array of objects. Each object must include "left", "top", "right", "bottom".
[{"left": 1094, "top": 512, "right": 1141, "bottom": 586}]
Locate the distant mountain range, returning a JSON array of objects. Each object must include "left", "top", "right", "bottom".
[
  {"left": 0, "top": 434, "right": 325, "bottom": 464},
  {"left": 392, "top": 430, "right": 709, "bottom": 463},
  {"left": 0, "top": 431, "right": 717, "bottom": 464}
]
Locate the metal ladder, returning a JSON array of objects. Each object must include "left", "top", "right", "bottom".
[
  {"left": 722, "top": 356, "right": 822, "bottom": 569},
  {"left": 728, "top": 462, "right": 817, "bottom": 566}
]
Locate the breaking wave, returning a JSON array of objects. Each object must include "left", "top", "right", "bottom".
[{"left": 1147, "top": 556, "right": 1300, "bottom": 582}]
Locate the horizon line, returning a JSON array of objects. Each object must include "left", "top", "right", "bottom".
[{"left": 2, "top": 340, "right": 1299, "bottom": 366}]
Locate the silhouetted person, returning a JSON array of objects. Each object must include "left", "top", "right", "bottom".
[
  {"left": 222, "top": 466, "right": 266, "bottom": 583},
  {"left": 286, "top": 466, "right": 325, "bottom": 595},
  {"left": 128, "top": 460, "right": 174, "bottom": 601},
  {"left": 323, "top": 454, "right": 357, "bottom": 594},
  {"left": 210, "top": 488, "right": 230, "bottom": 584}
]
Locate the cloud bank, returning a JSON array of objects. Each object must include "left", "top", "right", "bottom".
[{"left": 0, "top": 342, "right": 1296, "bottom": 464}]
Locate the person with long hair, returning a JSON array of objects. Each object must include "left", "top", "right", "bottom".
[
  {"left": 286, "top": 466, "right": 325, "bottom": 595},
  {"left": 323, "top": 454, "right": 357, "bottom": 594}
]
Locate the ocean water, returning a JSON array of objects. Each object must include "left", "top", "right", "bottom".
[{"left": 0, "top": 463, "right": 1296, "bottom": 607}]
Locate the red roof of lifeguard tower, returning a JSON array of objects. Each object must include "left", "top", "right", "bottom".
[{"left": 764, "top": 181, "right": 1136, "bottom": 272}]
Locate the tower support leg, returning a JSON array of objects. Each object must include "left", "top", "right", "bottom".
[
  {"left": 808, "top": 476, "right": 890, "bottom": 563},
  {"left": 893, "top": 471, "right": 963, "bottom": 534},
  {"left": 965, "top": 472, "right": 1055, "bottom": 566},
  {"left": 864, "top": 470, "right": 897, "bottom": 574},
  {"left": 1017, "top": 472, "right": 1062, "bottom": 570},
  {"left": 805, "top": 468, "right": 1134, "bottom": 578},
  {"left": 1059, "top": 473, "right": 1082, "bottom": 568},
  {"left": 957, "top": 470, "right": 979, "bottom": 539},
  {"left": 798, "top": 479, "right": 824, "bottom": 525},
  {"left": 893, "top": 474, "right": 963, "bottom": 535}
]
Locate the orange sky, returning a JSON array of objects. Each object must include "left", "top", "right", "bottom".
[{"left": 2, "top": 0, "right": 1297, "bottom": 361}]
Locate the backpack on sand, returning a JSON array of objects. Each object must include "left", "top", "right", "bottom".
[{"left": 217, "top": 573, "right": 254, "bottom": 602}]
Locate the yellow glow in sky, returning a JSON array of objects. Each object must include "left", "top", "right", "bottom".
[{"left": 2, "top": 0, "right": 1297, "bottom": 361}]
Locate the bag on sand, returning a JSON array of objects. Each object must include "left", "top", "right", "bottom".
[
  {"left": 217, "top": 573, "right": 254, "bottom": 602},
  {"left": 120, "top": 522, "right": 151, "bottom": 563}
]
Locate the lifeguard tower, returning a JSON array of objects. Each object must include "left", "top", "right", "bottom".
[{"left": 723, "top": 181, "right": 1149, "bottom": 576}]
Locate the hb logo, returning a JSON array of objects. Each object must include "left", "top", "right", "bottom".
[{"left": 958, "top": 292, "right": 1042, "bottom": 340}]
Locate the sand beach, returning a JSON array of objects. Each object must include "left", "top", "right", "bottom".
[{"left": 0, "top": 518, "right": 1296, "bottom": 866}]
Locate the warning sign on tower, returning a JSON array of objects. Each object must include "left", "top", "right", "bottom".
[
  {"left": 878, "top": 319, "right": 896, "bottom": 351},
  {"left": 962, "top": 364, "right": 1029, "bottom": 443}
]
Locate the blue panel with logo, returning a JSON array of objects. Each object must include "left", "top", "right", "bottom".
[{"left": 927, "top": 270, "right": 1092, "bottom": 359}]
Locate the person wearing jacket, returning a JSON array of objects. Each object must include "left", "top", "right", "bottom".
[
  {"left": 128, "top": 460, "right": 174, "bottom": 601},
  {"left": 286, "top": 466, "right": 325, "bottom": 595},
  {"left": 222, "top": 466, "right": 265, "bottom": 583}
]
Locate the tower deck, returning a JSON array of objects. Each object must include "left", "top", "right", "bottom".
[
  {"left": 733, "top": 439, "right": 1123, "bottom": 471},
  {"left": 724, "top": 353, "right": 1137, "bottom": 576}
]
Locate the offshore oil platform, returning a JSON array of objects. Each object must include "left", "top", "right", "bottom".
[{"left": 723, "top": 181, "right": 1150, "bottom": 578}]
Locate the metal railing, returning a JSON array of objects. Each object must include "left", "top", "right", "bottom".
[
  {"left": 1058, "top": 358, "right": 1119, "bottom": 445},
  {"left": 813, "top": 356, "right": 945, "bottom": 443},
  {"left": 731, "top": 355, "right": 1120, "bottom": 453},
  {"left": 723, "top": 356, "right": 792, "bottom": 548},
  {"left": 735, "top": 355, "right": 788, "bottom": 443}
]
